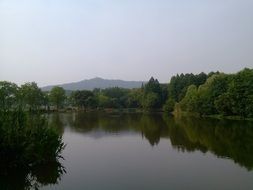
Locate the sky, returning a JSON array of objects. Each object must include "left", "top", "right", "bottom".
[{"left": 0, "top": 0, "right": 253, "bottom": 86}]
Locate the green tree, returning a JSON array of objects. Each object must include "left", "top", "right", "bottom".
[
  {"left": 19, "top": 82, "right": 44, "bottom": 111},
  {"left": 49, "top": 87, "right": 66, "bottom": 110},
  {"left": 142, "top": 77, "right": 163, "bottom": 109},
  {"left": 180, "top": 85, "right": 198, "bottom": 112},
  {"left": 198, "top": 74, "right": 231, "bottom": 115},
  {"left": 0, "top": 81, "right": 19, "bottom": 111},
  {"left": 214, "top": 93, "right": 233, "bottom": 116},
  {"left": 178, "top": 69, "right": 253, "bottom": 118},
  {"left": 163, "top": 98, "right": 175, "bottom": 113},
  {"left": 42, "top": 92, "right": 50, "bottom": 110},
  {"left": 97, "top": 94, "right": 110, "bottom": 108},
  {"left": 101, "top": 87, "right": 129, "bottom": 108},
  {"left": 226, "top": 68, "right": 253, "bottom": 117},
  {"left": 71, "top": 90, "right": 94, "bottom": 109},
  {"left": 167, "top": 72, "right": 208, "bottom": 102},
  {"left": 142, "top": 92, "right": 159, "bottom": 110},
  {"left": 144, "top": 77, "right": 161, "bottom": 94},
  {"left": 126, "top": 89, "right": 143, "bottom": 108}
]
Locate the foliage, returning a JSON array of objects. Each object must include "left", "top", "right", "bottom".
[
  {"left": 167, "top": 72, "right": 210, "bottom": 102},
  {"left": 49, "top": 86, "right": 66, "bottom": 109},
  {"left": 126, "top": 89, "right": 143, "bottom": 108},
  {"left": 0, "top": 82, "right": 67, "bottom": 189},
  {"left": 101, "top": 87, "right": 129, "bottom": 108},
  {"left": 97, "top": 94, "right": 111, "bottom": 108},
  {"left": 214, "top": 93, "right": 233, "bottom": 116},
  {"left": 0, "top": 81, "right": 19, "bottom": 111},
  {"left": 179, "top": 85, "right": 198, "bottom": 112},
  {"left": 225, "top": 68, "right": 253, "bottom": 117},
  {"left": 141, "top": 77, "right": 164, "bottom": 109},
  {"left": 71, "top": 90, "right": 96, "bottom": 109},
  {"left": 142, "top": 92, "right": 160, "bottom": 110},
  {"left": 0, "top": 68, "right": 252, "bottom": 117},
  {"left": 0, "top": 110, "right": 65, "bottom": 189},
  {"left": 19, "top": 82, "right": 44, "bottom": 111},
  {"left": 178, "top": 68, "right": 253, "bottom": 118},
  {"left": 144, "top": 77, "right": 161, "bottom": 94},
  {"left": 0, "top": 111, "right": 65, "bottom": 168},
  {"left": 163, "top": 98, "right": 175, "bottom": 113}
]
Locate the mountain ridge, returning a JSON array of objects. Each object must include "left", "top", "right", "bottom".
[{"left": 41, "top": 77, "right": 146, "bottom": 91}]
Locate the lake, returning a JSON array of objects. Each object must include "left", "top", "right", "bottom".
[{"left": 7, "top": 112, "right": 253, "bottom": 190}]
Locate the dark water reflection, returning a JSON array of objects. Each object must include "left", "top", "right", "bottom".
[
  {"left": 44, "top": 112, "right": 253, "bottom": 190},
  {"left": 56, "top": 112, "right": 253, "bottom": 170},
  {"left": 3, "top": 112, "right": 253, "bottom": 189},
  {"left": 0, "top": 160, "right": 65, "bottom": 190}
]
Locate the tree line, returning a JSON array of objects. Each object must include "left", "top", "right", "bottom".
[
  {"left": 1, "top": 68, "right": 252, "bottom": 118},
  {"left": 0, "top": 77, "right": 168, "bottom": 111},
  {"left": 177, "top": 68, "right": 253, "bottom": 118}
]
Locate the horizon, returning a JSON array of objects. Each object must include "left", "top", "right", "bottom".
[
  {"left": 41, "top": 76, "right": 147, "bottom": 88},
  {"left": 41, "top": 67, "right": 250, "bottom": 88},
  {"left": 1, "top": 67, "right": 251, "bottom": 88}
]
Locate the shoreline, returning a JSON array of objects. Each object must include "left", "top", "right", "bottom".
[
  {"left": 33, "top": 108, "right": 253, "bottom": 121},
  {"left": 172, "top": 111, "right": 253, "bottom": 121}
]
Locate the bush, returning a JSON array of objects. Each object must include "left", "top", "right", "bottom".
[{"left": 0, "top": 111, "right": 65, "bottom": 168}]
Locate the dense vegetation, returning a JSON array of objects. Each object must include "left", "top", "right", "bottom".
[
  {"left": 0, "top": 111, "right": 64, "bottom": 167},
  {"left": 1, "top": 68, "right": 252, "bottom": 118},
  {"left": 0, "top": 111, "right": 65, "bottom": 189},
  {"left": 178, "top": 68, "right": 253, "bottom": 118},
  {"left": 0, "top": 83, "right": 65, "bottom": 189}
]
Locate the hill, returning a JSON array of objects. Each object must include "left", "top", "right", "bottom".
[{"left": 41, "top": 77, "right": 145, "bottom": 91}]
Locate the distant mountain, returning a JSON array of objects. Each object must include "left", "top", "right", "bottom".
[{"left": 41, "top": 77, "right": 146, "bottom": 91}]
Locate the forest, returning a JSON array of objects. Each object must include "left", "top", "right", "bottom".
[{"left": 1, "top": 68, "right": 253, "bottom": 118}]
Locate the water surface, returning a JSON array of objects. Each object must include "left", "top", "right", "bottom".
[{"left": 7, "top": 113, "right": 253, "bottom": 189}]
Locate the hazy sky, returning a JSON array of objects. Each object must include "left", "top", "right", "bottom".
[{"left": 1, "top": 0, "right": 253, "bottom": 86}]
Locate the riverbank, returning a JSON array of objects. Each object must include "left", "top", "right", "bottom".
[
  {"left": 22, "top": 108, "right": 253, "bottom": 121},
  {"left": 35, "top": 108, "right": 253, "bottom": 121},
  {"left": 172, "top": 111, "right": 253, "bottom": 121},
  {"left": 40, "top": 107, "right": 164, "bottom": 114}
]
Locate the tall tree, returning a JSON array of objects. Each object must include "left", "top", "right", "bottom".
[
  {"left": 142, "top": 77, "right": 162, "bottom": 109},
  {"left": 49, "top": 87, "right": 66, "bottom": 110},
  {"left": 19, "top": 82, "right": 44, "bottom": 111},
  {"left": 0, "top": 81, "right": 19, "bottom": 111},
  {"left": 179, "top": 85, "right": 198, "bottom": 112},
  {"left": 226, "top": 68, "right": 253, "bottom": 117},
  {"left": 71, "top": 90, "right": 95, "bottom": 109},
  {"left": 167, "top": 72, "right": 208, "bottom": 102}
]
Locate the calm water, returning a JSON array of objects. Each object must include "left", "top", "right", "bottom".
[{"left": 6, "top": 113, "right": 253, "bottom": 189}]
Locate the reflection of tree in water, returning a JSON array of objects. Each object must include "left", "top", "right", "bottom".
[
  {"left": 163, "top": 115, "right": 253, "bottom": 170},
  {"left": 68, "top": 112, "right": 101, "bottom": 133},
  {"left": 68, "top": 112, "right": 139, "bottom": 134},
  {"left": 162, "top": 116, "right": 208, "bottom": 153},
  {"left": 0, "top": 160, "right": 65, "bottom": 190},
  {"left": 65, "top": 112, "right": 253, "bottom": 170},
  {"left": 138, "top": 114, "right": 167, "bottom": 146},
  {"left": 65, "top": 112, "right": 168, "bottom": 146},
  {"left": 31, "top": 161, "right": 65, "bottom": 186},
  {"left": 48, "top": 113, "right": 66, "bottom": 135}
]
